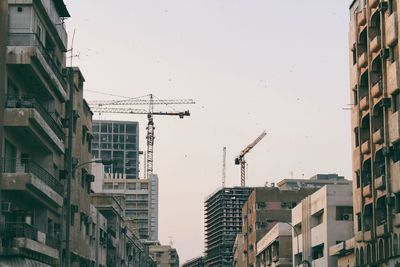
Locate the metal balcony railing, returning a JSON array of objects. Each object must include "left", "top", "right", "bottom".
[
  {"left": 8, "top": 33, "right": 67, "bottom": 88},
  {"left": 6, "top": 96, "right": 65, "bottom": 141},
  {"left": 1, "top": 157, "right": 63, "bottom": 195},
  {"left": 1, "top": 222, "right": 60, "bottom": 250}
]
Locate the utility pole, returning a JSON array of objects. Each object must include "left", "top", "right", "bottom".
[
  {"left": 0, "top": 0, "right": 8, "bottom": 227},
  {"left": 64, "top": 67, "right": 74, "bottom": 267}
]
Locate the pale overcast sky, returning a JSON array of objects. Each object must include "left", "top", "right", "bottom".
[{"left": 64, "top": 0, "right": 351, "bottom": 262}]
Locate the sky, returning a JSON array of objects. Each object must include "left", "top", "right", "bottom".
[{"left": 63, "top": 0, "right": 352, "bottom": 263}]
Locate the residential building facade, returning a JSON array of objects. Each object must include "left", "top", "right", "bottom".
[
  {"left": 92, "top": 170, "right": 159, "bottom": 242},
  {"left": 233, "top": 234, "right": 245, "bottom": 267},
  {"left": 149, "top": 245, "right": 179, "bottom": 267},
  {"left": 0, "top": 0, "right": 69, "bottom": 265},
  {"left": 291, "top": 184, "right": 354, "bottom": 267},
  {"left": 181, "top": 256, "right": 205, "bottom": 267},
  {"left": 92, "top": 120, "right": 139, "bottom": 179},
  {"left": 349, "top": 0, "right": 400, "bottom": 265},
  {"left": 242, "top": 186, "right": 317, "bottom": 267},
  {"left": 204, "top": 187, "right": 253, "bottom": 267},
  {"left": 329, "top": 238, "right": 356, "bottom": 267},
  {"left": 277, "top": 173, "right": 348, "bottom": 190},
  {"left": 256, "top": 223, "right": 292, "bottom": 267}
]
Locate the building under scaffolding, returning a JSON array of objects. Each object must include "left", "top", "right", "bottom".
[{"left": 204, "top": 187, "right": 253, "bottom": 267}]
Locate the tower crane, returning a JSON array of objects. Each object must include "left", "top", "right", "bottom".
[
  {"left": 89, "top": 94, "right": 195, "bottom": 179},
  {"left": 222, "top": 147, "right": 226, "bottom": 188},
  {"left": 235, "top": 131, "right": 266, "bottom": 187}
]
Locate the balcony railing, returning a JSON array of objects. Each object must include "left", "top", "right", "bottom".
[
  {"left": 8, "top": 33, "right": 66, "bottom": 88},
  {"left": 6, "top": 96, "right": 65, "bottom": 141},
  {"left": 1, "top": 222, "right": 60, "bottom": 250},
  {"left": 1, "top": 157, "right": 63, "bottom": 195}
]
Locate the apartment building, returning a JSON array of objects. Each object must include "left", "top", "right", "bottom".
[
  {"left": 349, "top": 0, "right": 400, "bottom": 265},
  {"left": 92, "top": 120, "right": 139, "bottom": 179},
  {"left": 149, "top": 245, "right": 179, "bottom": 267},
  {"left": 329, "top": 238, "right": 356, "bottom": 267},
  {"left": 0, "top": 0, "right": 70, "bottom": 266},
  {"left": 291, "top": 184, "right": 354, "bottom": 267},
  {"left": 256, "top": 223, "right": 292, "bottom": 267},
  {"left": 92, "top": 170, "right": 159, "bottom": 241},
  {"left": 204, "top": 187, "right": 254, "bottom": 267},
  {"left": 181, "top": 256, "right": 205, "bottom": 267},
  {"left": 91, "top": 193, "right": 155, "bottom": 267},
  {"left": 242, "top": 186, "right": 317, "bottom": 267},
  {"left": 277, "top": 173, "right": 348, "bottom": 190},
  {"left": 233, "top": 234, "right": 245, "bottom": 267}
]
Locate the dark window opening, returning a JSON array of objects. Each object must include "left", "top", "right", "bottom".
[{"left": 312, "top": 244, "right": 324, "bottom": 260}]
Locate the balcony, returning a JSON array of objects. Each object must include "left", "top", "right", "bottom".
[
  {"left": 389, "top": 111, "right": 400, "bottom": 143},
  {"left": 374, "top": 175, "right": 385, "bottom": 190},
  {"left": 370, "top": 36, "right": 381, "bottom": 53},
  {"left": 7, "top": 33, "right": 67, "bottom": 100},
  {"left": 363, "top": 184, "right": 372, "bottom": 197},
  {"left": 373, "top": 128, "right": 384, "bottom": 144},
  {"left": 388, "top": 61, "right": 400, "bottom": 96},
  {"left": 1, "top": 222, "right": 60, "bottom": 260},
  {"left": 369, "top": 0, "right": 379, "bottom": 8},
  {"left": 4, "top": 97, "right": 64, "bottom": 153},
  {"left": 386, "top": 12, "right": 398, "bottom": 46},
  {"left": 364, "top": 230, "right": 372, "bottom": 242},
  {"left": 361, "top": 141, "right": 371, "bottom": 155},
  {"left": 371, "top": 81, "right": 382, "bottom": 98},
  {"left": 360, "top": 96, "right": 369, "bottom": 111},
  {"left": 358, "top": 9, "right": 367, "bottom": 27},
  {"left": 0, "top": 158, "right": 63, "bottom": 207},
  {"left": 376, "top": 223, "right": 388, "bottom": 237},
  {"left": 359, "top": 52, "right": 368, "bottom": 68}
]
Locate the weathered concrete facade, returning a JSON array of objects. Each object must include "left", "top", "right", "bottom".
[
  {"left": 148, "top": 245, "right": 179, "bottom": 267},
  {"left": 241, "top": 186, "right": 318, "bottom": 267},
  {"left": 0, "top": 0, "right": 69, "bottom": 266},
  {"left": 291, "top": 184, "right": 354, "bottom": 267},
  {"left": 349, "top": 0, "right": 400, "bottom": 265},
  {"left": 181, "top": 256, "right": 205, "bottom": 267},
  {"left": 233, "top": 234, "right": 245, "bottom": 267},
  {"left": 329, "top": 237, "right": 356, "bottom": 267},
  {"left": 256, "top": 223, "right": 292, "bottom": 267},
  {"left": 93, "top": 171, "right": 159, "bottom": 242}
]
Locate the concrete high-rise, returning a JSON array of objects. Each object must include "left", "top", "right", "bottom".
[
  {"left": 204, "top": 187, "right": 253, "bottom": 267},
  {"left": 349, "top": 0, "right": 400, "bottom": 265},
  {"left": 92, "top": 165, "right": 159, "bottom": 242},
  {"left": 92, "top": 120, "right": 139, "bottom": 179}
]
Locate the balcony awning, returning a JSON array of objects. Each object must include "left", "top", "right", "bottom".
[{"left": 0, "top": 258, "right": 53, "bottom": 267}]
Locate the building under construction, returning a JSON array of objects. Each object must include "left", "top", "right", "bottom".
[{"left": 204, "top": 187, "right": 253, "bottom": 267}]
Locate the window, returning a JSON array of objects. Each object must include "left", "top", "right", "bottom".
[
  {"left": 312, "top": 209, "right": 324, "bottom": 227},
  {"left": 312, "top": 244, "right": 324, "bottom": 260},
  {"left": 390, "top": 43, "right": 399, "bottom": 63},
  {"left": 357, "top": 213, "right": 362, "bottom": 232},
  {"left": 353, "top": 88, "right": 358, "bottom": 105},
  {"left": 256, "top": 202, "right": 266, "bottom": 210},
  {"left": 352, "top": 45, "right": 357, "bottom": 65},
  {"left": 354, "top": 128, "right": 360, "bottom": 147},
  {"left": 389, "top": 0, "right": 396, "bottom": 14},
  {"left": 17, "top": 6, "right": 23, "bottom": 12},
  {"left": 393, "top": 91, "right": 400, "bottom": 113},
  {"left": 82, "top": 127, "right": 87, "bottom": 144},
  {"left": 336, "top": 206, "right": 353, "bottom": 221}
]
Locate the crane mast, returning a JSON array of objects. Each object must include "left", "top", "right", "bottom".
[
  {"left": 235, "top": 131, "right": 266, "bottom": 187},
  {"left": 89, "top": 94, "right": 195, "bottom": 179}
]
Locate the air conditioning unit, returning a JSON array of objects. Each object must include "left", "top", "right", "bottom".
[{"left": 342, "top": 213, "right": 353, "bottom": 221}]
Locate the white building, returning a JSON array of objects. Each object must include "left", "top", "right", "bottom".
[
  {"left": 291, "top": 184, "right": 354, "bottom": 267},
  {"left": 92, "top": 163, "right": 159, "bottom": 241}
]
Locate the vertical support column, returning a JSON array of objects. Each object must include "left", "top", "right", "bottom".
[
  {"left": 65, "top": 67, "right": 74, "bottom": 267},
  {"left": 0, "top": 0, "right": 8, "bottom": 228}
]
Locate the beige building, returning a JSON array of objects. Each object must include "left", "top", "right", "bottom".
[
  {"left": 92, "top": 170, "right": 159, "bottom": 241},
  {"left": 291, "top": 184, "right": 354, "bottom": 267},
  {"left": 329, "top": 238, "right": 356, "bottom": 267},
  {"left": 233, "top": 234, "right": 245, "bottom": 267},
  {"left": 149, "top": 245, "right": 179, "bottom": 267},
  {"left": 241, "top": 186, "right": 317, "bottom": 267},
  {"left": 256, "top": 223, "right": 292, "bottom": 267},
  {"left": 349, "top": 0, "right": 400, "bottom": 265}
]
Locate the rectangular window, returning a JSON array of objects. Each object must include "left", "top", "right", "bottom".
[
  {"left": 393, "top": 91, "right": 400, "bottom": 113},
  {"left": 354, "top": 127, "right": 360, "bottom": 147},
  {"left": 312, "top": 244, "right": 324, "bottom": 260},
  {"left": 352, "top": 45, "right": 357, "bottom": 65}
]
